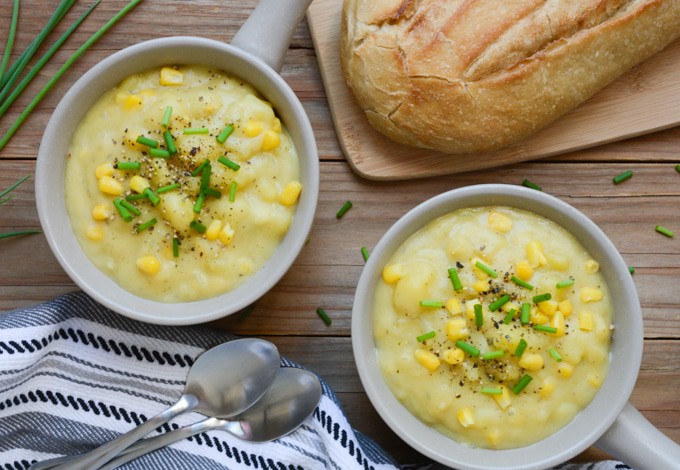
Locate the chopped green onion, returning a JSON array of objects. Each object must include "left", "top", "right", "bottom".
[
  {"left": 336, "top": 200, "right": 353, "bottom": 219},
  {"left": 448, "top": 268, "right": 463, "bottom": 291},
  {"left": 191, "top": 159, "right": 210, "bottom": 176},
  {"left": 521, "top": 179, "right": 542, "bottom": 191},
  {"left": 193, "top": 193, "right": 206, "bottom": 214},
  {"left": 229, "top": 181, "right": 238, "bottom": 202},
  {"left": 218, "top": 156, "right": 240, "bottom": 171},
  {"left": 556, "top": 279, "right": 575, "bottom": 289},
  {"left": 628, "top": 266, "right": 635, "bottom": 275},
  {"left": 0, "top": 0, "right": 20, "bottom": 84},
  {"left": 149, "top": 148, "right": 170, "bottom": 159},
  {"left": 216, "top": 124, "right": 235, "bottom": 143},
  {"left": 481, "top": 350, "right": 505, "bottom": 360},
  {"left": 316, "top": 307, "right": 332, "bottom": 326},
  {"left": 189, "top": 220, "right": 206, "bottom": 233},
  {"left": 481, "top": 387, "right": 503, "bottom": 395},
  {"left": 676, "top": 164, "right": 680, "bottom": 174},
  {"left": 416, "top": 331, "right": 436, "bottom": 342},
  {"left": 183, "top": 127, "right": 209, "bottom": 135},
  {"left": 474, "top": 303, "right": 484, "bottom": 328},
  {"left": 125, "top": 193, "right": 147, "bottom": 202},
  {"left": 204, "top": 187, "right": 222, "bottom": 199},
  {"left": 0, "top": 230, "right": 41, "bottom": 240},
  {"left": 455, "top": 340, "right": 480, "bottom": 357},
  {"left": 474, "top": 260, "right": 498, "bottom": 278},
  {"left": 520, "top": 303, "right": 530, "bottom": 325},
  {"left": 548, "top": 348, "right": 562, "bottom": 362},
  {"left": 0, "top": 174, "right": 30, "bottom": 201},
  {"left": 503, "top": 309, "right": 516, "bottom": 325},
  {"left": 115, "top": 161, "right": 141, "bottom": 171},
  {"left": 489, "top": 294, "right": 511, "bottom": 312},
  {"left": 514, "top": 338, "right": 528, "bottom": 357},
  {"left": 119, "top": 199, "right": 140, "bottom": 216},
  {"left": 135, "top": 217, "right": 157, "bottom": 233},
  {"left": 532, "top": 293, "right": 552, "bottom": 303},
  {"left": 161, "top": 106, "right": 172, "bottom": 127},
  {"left": 533, "top": 325, "right": 558, "bottom": 334},
  {"left": 200, "top": 163, "right": 211, "bottom": 192},
  {"left": 113, "top": 198, "right": 132, "bottom": 222},
  {"left": 136, "top": 135, "right": 158, "bottom": 148},
  {"left": 163, "top": 130, "right": 177, "bottom": 155},
  {"left": 143, "top": 187, "right": 160, "bottom": 206},
  {"left": 237, "top": 305, "right": 255, "bottom": 322},
  {"left": 613, "top": 170, "right": 633, "bottom": 185},
  {"left": 511, "top": 276, "right": 534, "bottom": 290},
  {"left": 157, "top": 183, "right": 180, "bottom": 194},
  {"left": 419, "top": 300, "right": 443, "bottom": 308},
  {"left": 656, "top": 225, "right": 674, "bottom": 238},
  {"left": 172, "top": 237, "right": 179, "bottom": 258},
  {"left": 512, "top": 374, "right": 533, "bottom": 395},
  {"left": 361, "top": 246, "right": 370, "bottom": 262}
]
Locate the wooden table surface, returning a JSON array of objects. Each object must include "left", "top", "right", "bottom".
[{"left": 1, "top": 1, "right": 678, "bottom": 467}]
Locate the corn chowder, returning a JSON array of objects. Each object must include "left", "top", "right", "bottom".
[
  {"left": 65, "top": 66, "right": 301, "bottom": 303},
  {"left": 374, "top": 206, "right": 612, "bottom": 449}
]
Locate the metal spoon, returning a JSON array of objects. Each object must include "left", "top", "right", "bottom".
[
  {"left": 32, "top": 338, "right": 280, "bottom": 470},
  {"left": 99, "top": 367, "right": 322, "bottom": 469}
]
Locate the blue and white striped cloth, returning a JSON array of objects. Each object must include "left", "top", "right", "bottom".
[{"left": 0, "top": 292, "right": 629, "bottom": 470}]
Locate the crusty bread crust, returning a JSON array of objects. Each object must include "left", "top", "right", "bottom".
[{"left": 341, "top": 0, "right": 680, "bottom": 154}]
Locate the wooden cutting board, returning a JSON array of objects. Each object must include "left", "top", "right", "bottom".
[{"left": 307, "top": 0, "right": 680, "bottom": 181}]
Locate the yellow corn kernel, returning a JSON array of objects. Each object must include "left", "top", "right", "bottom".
[
  {"left": 271, "top": 117, "right": 282, "bottom": 132},
  {"left": 515, "top": 260, "right": 533, "bottom": 280},
  {"left": 136, "top": 256, "right": 160, "bottom": 275},
  {"left": 130, "top": 175, "right": 150, "bottom": 194},
  {"left": 445, "top": 298, "right": 462, "bottom": 315},
  {"left": 488, "top": 211, "right": 512, "bottom": 233},
  {"left": 85, "top": 224, "right": 104, "bottom": 241},
  {"left": 442, "top": 348, "right": 465, "bottom": 365},
  {"left": 457, "top": 408, "right": 475, "bottom": 428},
  {"left": 280, "top": 181, "right": 302, "bottom": 206},
  {"left": 218, "top": 223, "right": 235, "bottom": 246},
  {"left": 382, "top": 264, "right": 403, "bottom": 284},
  {"left": 580, "top": 286, "right": 604, "bottom": 303},
  {"left": 159, "top": 67, "right": 184, "bottom": 86},
  {"left": 519, "top": 353, "right": 544, "bottom": 371},
  {"left": 206, "top": 219, "right": 223, "bottom": 241},
  {"left": 465, "top": 299, "right": 481, "bottom": 320},
  {"left": 261, "top": 130, "right": 280, "bottom": 150},
  {"left": 95, "top": 162, "right": 115, "bottom": 179},
  {"left": 551, "top": 311, "right": 566, "bottom": 337},
  {"left": 473, "top": 279, "right": 489, "bottom": 293},
  {"left": 585, "top": 259, "right": 600, "bottom": 273},
  {"left": 579, "top": 312, "right": 594, "bottom": 331},
  {"left": 526, "top": 240, "right": 547, "bottom": 267},
  {"left": 446, "top": 318, "right": 469, "bottom": 342},
  {"left": 92, "top": 203, "right": 111, "bottom": 221},
  {"left": 557, "top": 363, "right": 574, "bottom": 378},
  {"left": 546, "top": 252, "right": 569, "bottom": 271},
  {"left": 239, "top": 257, "right": 254, "bottom": 275},
  {"left": 558, "top": 299, "right": 573, "bottom": 317},
  {"left": 492, "top": 386, "right": 512, "bottom": 410},
  {"left": 530, "top": 312, "right": 549, "bottom": 325},
  {"left": 244, "top": 120, "right": 263, "bottom": 137},
  {"left": 538, "top": 299, "right": 558, "bottom": 317},
  {"left": 486, "top": 429, "right": 502, "bottom": 447},
  {"left": 540, "top": 377, "right": 555, "bottom": 398},
  {"left": 502, "top": 301, "right": 520, "bottom": 313},
  {"left": 122, "top": 94, "right": 143, "bottom": 110},
  {"left": 98, "top": 176, "right": 124, "bottom": 196},
  {"left": 414, "top": 349, "right": 440, "bottom": 372},
  {"left": 587, "top": 374, "right": 602, "bottom": 388}
]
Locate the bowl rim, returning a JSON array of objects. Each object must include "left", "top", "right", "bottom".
[
  {"left": 35, "top": 36, "right": 319, "bottom": 325},
  {"left": 351, "top": 183, "right": 642, "bottom": 470}
]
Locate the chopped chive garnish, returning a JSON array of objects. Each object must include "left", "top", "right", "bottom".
[
  {"left": 503, "top": 308, "right": 516, "bottom": 325},
  {"left": 520, "top": 303, "right": 530, "bottom": 325},
  {"left": 200, "top": 164, "right": 212, "bottom": 192},
  {"left": 676, "top": 164, "right": 680, "bottom": 174},
  {"left": 115, "top": 161, "right": 141, "bottom": 171},
  {"left": 189, "top": 220, "right": 206, "bottom": 233},
  {"left": 135, "top": 217, "right": 157, "bottom": 233},
  {"left": 521, "top": 179, "right": 542, "bottom": 191},
  {"left": 475, "top": 260, "right": 498, "bottom": 278},
  {"left": 533, "top": 325, "right": 558, "bottom": 334},
  {"left": 136, "top": 135, "right": 158, "bottom": 148},
  {"left": 511, "top": 276, "right": 534, "bottom": 290},
  {"left": 514, "top": 338, "right": 528, "bottom": 357},
  {"left": 191, "top": 159, "right": 210, "bottom": 176},
  {"left": 481, "top": 387, "right": 503, "bottom": 395},
  {"left": 481, "top": 350, "right": 505, "bottom": 360},
  {"left": 613, "top": 170, "right": 633, "bottom": 185},
  {"left": 125, "top": 193, "right": 147, "bottom": 202},
  {"left": 161, "top": 106, "right": 172, "bottom": 127},
  {"left": 204, "top": 187, "right": 222, "bottom": 199},
  {"left": 172, "top": 237, "right": 179, "bottom": 258},
  {"left": 193, "top": 193, "right": 206, "bottom": 214},
  {"left": 548, "top": 348, "right": 563, "bottom": 362},
  {"left": 416, "top": 331, "right": 436, "bottom": 342},
  {"left": 183, "top": 127, "right": 209, "bottom": 135},
  {"left": 628, "top": 266, "right": 635, "bottom": 275},
  {"left": 216, "top": 124, "right": 235, "bottom": 143},
  {"left": 163, "top": 130, "right": 177, "bottom": 155},
  {"left": 0, "top": 230, "right": 41, "bottom": 240},
  {"left": 237, "top": 305, "right": 255, "bottom": 322},
  {"left": 655, "top": 225, "right": 674, "bottom": 238},
  {"left": 218, "top": 156, "right": 240, "bottom": 171},
  {"left": 556, "top": 279, "right": 575, "bottom": 289},
  {"left": 316, "top": 307, "right": 332, "bottom": 326},
  {"left": 512, "top": 374, "right": 533, "bottom": 395},
  {"left": 229, "top": 181, "right": 238, "bottom": 202},
  {"left": 142, "top": 188, "right": 160, "bottom": 206},
  {"left": 420, "top": 300, "right": 444, "bottom": 308},
  {"left": 489, "top": 294, "right": 511, "bottom": 312},
  {"left": 455, "top": 340, "right": 480, "bottom": 357},
  {"left": 448, "top": 268, "right": 463, "bottom": 291},
  {"left": 113, "top": 198, "right": 132, "bottom": 222},
  {"left": 361, "top": 246, "right": 370, "bottom": 262},
  {"left": 474, "top": 303, "right": 484, "bottom": 328},
  {"left": 0, "top": 0, "right": 19, "bottom": 84},
  {"left": 336, "top": 200, "right": 353, "bottom": 218},
  {"left": 149, "top": 148, "right": 171, "bottom": 159},
  {"left": 157, "top": 183, "right": 180, "bottom": 194},
  {"left": 532, "top": 293, "right": 552, "bottom": 303},
  {"left": 119, "top": 199, "right": 140, "bottom": 216}
]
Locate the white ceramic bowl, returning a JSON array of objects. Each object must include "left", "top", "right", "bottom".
[{"left": 352, "top": 184, "right": 680, "bottom": 469}]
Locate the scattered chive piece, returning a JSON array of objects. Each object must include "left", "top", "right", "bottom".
[
  {"left": 149, "top": 148, "right": 171, "bottom": 159},
  {"left": 125, "top": 193, "right": 147, "bottom": 202},
  {"left": 0, "top": 0, "right": 20, "bottom": 84},
  {"left": 511, "top": 276, "right": 534, "bottom": 290},
  {"left": 135, "top": 217, "right": 157, "bottom": 233},
  {"left": 136, "top": 135, "right": 158, "bottom": 148},
  {"left": 163, "top": 130, "right": 177, "bottom": 155},
  {"left": 0, "top": 174, "right": 30, "bottom": 201},
  {"left": 676, "top": 164, "right": 680, "bottom": 174},
  {"left": 237, "top": 305, "right": 255, "bottom": 322},
  {"left": 556, "top": 279, "right": 575, "bottom": 289},
  {"left": 189, "top": 220, "right": 206, "bottom": 233},
  {"left": 548, "top": 348, "right": 563, "bottom": 362},
  {"left": 119, "top": 199, "right": 140, "bottom": 216},
  {"left": 361, "top": 246, "right": 370, "bottom": 262},
  {"left": 229, "top": 181, "right": 238, "bottom": 202},
  {"left": 143, "top": 188, "right": 160, "bottom": 206},
  {"left": 316, "top": 307, "right": 332, "bottom": 326},
  {"left": 489, "top": 294, "right": 511, "bottom": 312},
  {"left": 420, "top": 300, "right": 444, "bottom": 308},
  {"left": 191, "top": 159, "right": 209, "bottom": 176},
  {"left": 521, "top": 179, "right": 542, "bottom": 191},
  {"left": 116, "top": 161, "right": 141, "bottom": 171},
  {"left": 193, "top": 193, "right": 206, "bottom": 214},
  {"left": 218, "top": 156, "right": 240, "bottom": 171},
  {"left": 336, "top": 200, "right": 353, "bottom": 219},
  {"left": 655, "top": 225, "right": 674, "bottom": 238},
  {"left": 514, "top": 338, "right": 528, "bottom": 357},
  {"left": 183, "top": 127, "right": 209, "bottom": 135},
  {"left": 204, "top": 187, "right": 222, "bottom": 199},
  {"left": 416, "top": 331, "right": 436, "bottom": 342},
  {"left": 455, "top": 340, "right": 480, "bottom": 357},
  {"left": 503, "top": 309, "right": 516, "bottom": 325},
  {"left": 200, "top": 164, "right": 211, "bottom": 192},
  {"left": 474, "top": 260, "right": 498, "bottom": 278},
  {"left": 481, "top": 350, "right": 505, "bottom": 360},
  {"left": 512, "top": 374, "right": 533, "bottom": 395},
  {"left": 113, "top": 198, "right": 132, "bottom": 222},
  {"left": 628, "top": 266, "right": 635, "bottom": 275},
  {"left": 474, "top": 303, "right": 484, "bottom": 328},
  {"left": 613, "top": 170, "right": 633, "bottom": 185},
  {"left": 481, "top": 387, "right": 503, "bottom": 395},
  {"left": 448, "top": 268, "right": 463, "bottom": 291},
  {"left": 172, "top": 237, "right": 179, "bottom": 258},
  {"left": 533, "top": 325, "right": 558, "bottom": 334},
  {"left": 532, "top": 292, "right": 552, "bottom": 303},
  {"left": 157, "top": 183, "right": 180, "bottom": 194},
  {"left": 0, "top": 230, "right": 41, "bottom": 240},
  {"left": 216, "top": 124, "right": 235, "bottom": 143},
  {"left": 161, "top": 106, "right": 172, "bottom": 127},
  {"left": 520, "top": 303, "right": 530, "bottom": 325}
]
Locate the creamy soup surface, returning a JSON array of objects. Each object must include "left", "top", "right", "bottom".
[
  {"left": 65, "top": 65, "right": 301, "bottom": 303},
  {"left": 373, "top": 206, "right": 612, "bottom": 449}
]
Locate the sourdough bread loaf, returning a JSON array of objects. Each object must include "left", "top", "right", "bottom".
[{"left": 341, "top": 0, "right": 680, "bottom": 154}]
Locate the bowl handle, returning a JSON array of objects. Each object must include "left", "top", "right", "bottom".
[
  {"left": 231, "top": 0, "right": 313, "bottom": 72},
  {"left": 596, "top": 402, "right": 680, "bottom": 469}
]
